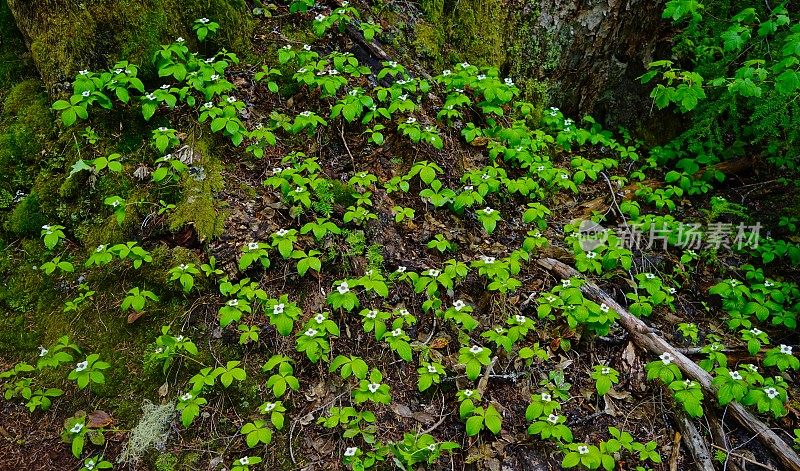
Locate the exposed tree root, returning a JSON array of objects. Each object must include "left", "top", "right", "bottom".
[{"left": 536, "top": 257, "right": 800, "bottom": 471}]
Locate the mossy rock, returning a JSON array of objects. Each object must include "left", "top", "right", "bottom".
[{"left": 6, "top": 0, "right": 255, "bottom": 88}]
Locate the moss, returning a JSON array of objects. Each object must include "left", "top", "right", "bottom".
[
  {"left": 8, "top": 0, "right": 255, "bottom": 87},
  {"left": 155, "top": 453, "right": 179, "bottom": 471},
  {"left": 0, "top": 0, "right": 30, "bottom": 89},
  {"left": 168, "top": 137, "right": 226, "bottom": 242},
  {"left": 4, "top": 193, "right": 47, "bottom": 235}
]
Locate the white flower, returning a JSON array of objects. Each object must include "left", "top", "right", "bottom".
[
  {"left": 765, "top": 387, "right": 779, "bottom": 399},
  {"left": 328, "top": 69, "right": 339, "bottom": 75},
  {"left": 337, "top": 282, "right": 350, "bottom": 294},
  {"left": 175, "top": 335, "right": 184, "bottom": 342},
  {"left": 476, "top": 74, "right": 486, "bottom": 80},
  {"left": 75, "top": 361, "right": 88, "bottom": 372},
  {"left": 427, "top": 269, "right": 441, "bottom": 277},
  {"left": 272, "top": 167, "right": 283, "bottom": 174},
  {"left": 146, "top": 93, "right": 156, "bottom": 100},
  {"left": 367, "top": 383, "right": 380, "bottom": 393},
  {"left": 464, "top": 185, "right": 474, "bottom": 191},
  {"left": 38, "top": 347, "right": 48, "bottom": 357},
  {"left": 561, "top": 279, "right": 571, "bottom": 288},
  {"left": 578, "top": 445, "right": 589, "bottom": 455},
  {"left": 304, "top": 328, "right": 318, "bottom": 337},
  {"left": 481, "top": 173, "right": 490, "bottom": 181},
  {"left": 482, "top": 256, "right": 496, "bottom": 264},
  {"left": 453, "top": 300, "right": 466, "bottom": 311},
  {"left": 42, "top": 225, "right": 51, "bottom": 230},
  {"left": 180, "top": 392, "right": 192, "bottom": 401},
  {"left": 537, "top": 165, "right": 546, "bottom": 171},
  {"left": 560, "top": 174, "right": 568, "bottom": 179},
  {"left": 427, "top": 444, "right": 436, "bottom": 451},
  {"left": 70, "top": 423, "right": 83, "bottom": 434},
  {"left": 463, "top": 389, "right": 473, "bottom": 397},
  {"left": 176, "top": 37, "right": 185, "bottom": 42},
  {"left": 504, "top": 77, "right": 514, "bottom": 86},
  {"left": 315, "top": 313, "right": 326, "bottom": 324},
  {"left": 668, "top": 287, "right": 677, "bottom": 294},
  {"left": 469, "top": 345, "right": 483, "bottom": 354},
  {"left": 730, "top": 280, "right": 739, "bottom": 287},
  {"left": 210, "top": 74, "right": 220, "bottom": 81},
  {"left": 460, "top": 62, "right": 470, "bottom": 68},
  {"left": 239, "top": 457, "right": 250, "bottom": 465},
  {"left": 263, "top": 402, "right": 276, "bottom": 412},
  {"left": 391, "top": 328, "right": 403, "bottom": 337},
  {"left": 388, "top": 61, "right": 398, "bottom": 67},
  {"left": 599, "top": 303, "right": 609, "bottom": 313},
  {"left": 81, "top": 91, "right": 91, "bottom": 97},
  {"left": 442, "top": 69, "right": 451, "bottom": 76},
  {"left": 295, "top": 186, "right": 304, "bottom": 193},
  {"left": 179, "top": 264, "right": 187, "bottom": 270},
  {"left": 79, "top": 70, "right": 89, "bottom": 76},
  {"left": 344, "top": 447, "right": 358, "bottom": 457},
  {"left": 226, "top": 96, "right": 237, "bottom": 103},
  {"left": 300, "top": 111, "right": 312, "bottom": 117},
  {"left": 547, "top": 413, "right": 559, "bottom": 425},
  {"left": 405, "top": 117, "right": 416, "bottom": 124},
  {"left": 746, "top": 364, "right": 758, "bottom": 372},
  {"left": 160, "top": 84, "right": 170, "bottom": 90},
  {"left": 684, "top": 380, "right": 694, "bottom": 387},
  {"left": 247, "top": 242, "right": 260, "bottom": 250},
  {"left": 399, "top": 308, "right": 410, "bottom": 316},
  {"left": 601, "top": 367, "right": 611, "bottom": 375},
  {"left": 315, "top": 14, "right": 326, "bottom": 21},
  {"left": 205, "top": 58, "right": 214, "bottom": 63},
  {"left": 764, "top": 280, "right": 773, "bottom": 287},
  {"left": 586, "top": 251, "right": 597, "bottom": 259},
  {"left": 427, "top": 364, "right": 437, "bottom": 373},
  {"left": 85, "top": 459, "right": 95, "bottom": 470},
  {"left": 303, "top": 44, "right": 312, "bottom": 51},
  {"left": 227, "top": 299, "right": 239, "bottom": 307},
  {"left": 645, "top": 273, "right": 656, "bottom": 279},
  {"left": 199, "top": 17, "right": 210, "bottom": 24},
  {"left": 541, "top": 393, "right": 551, "bottom": 402},
  {"left": 660, "top": 352, "right": 674, "bottom": 365},
  {"left": 750, "top": 328, "right": 763, "bottom": 336},
  {"left": 276, "top": 229, "right": 289, "bottom": 237},
  {"left": 396, "top": 266, "right": 406, "bottom": 273},
  {"left": 366, "top": 310, "right": 378, "bottom": 319},
  {"left": 95, "top": 244, "right": 106, "bottom": 252},
  {"left": 482, "top": 207, "right": 494, "bottom": 215},
  {"left": 273, "top": 303, "right": 285, "bottom": 315},
  {"left": 399, "top": 94, "right": 408, "bottom": 101},
  {"left": 204, "top": 101, "right": 214, "bottom": 108},
  {"left": 515, "top": 315, "right": 527, "bottom": 324},
  {"left": 729, "top": 370, "right": 742, "bottom": 380},
  {"left": 780, "top": 344, "right": 793, "bottom": 355}
]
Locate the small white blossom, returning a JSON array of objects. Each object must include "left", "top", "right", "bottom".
[
  {"left": 442, "top": 69, "right": 451, "bottom": 76},
  {"left": 547, "top": 413, "right": 559, "bottom": 424},
  {"left": 239, "top": 457, "right": 250, "bottom": 465},
  {"left": 295, "top": 186, "right": 304, "bottom": 193},
  {"left": 199, "top": 17, "right": 210, "bottom": 24},
  {"left": 388, "top": 61, "right": 398, "bottom": 67},
  {"left": 482, "top": 207, "right": 494, "bottom": 215},
  {"left": 660, "top": 352, "right": 674, "bottom": 365},
  {"left": 366, "top": 310, "right": 378, "bottom": 319},
  {"left": 247, "top": 242, "right": 260, "bottom": 250},
  {"left": 586, "top": 251, "right": 597, "bottom": 259},
  {"left": 146, "top": 93, "right": 156, "bottom": 100},
  {"left": 764, "top": 280, "right": 773, "bottom": 287},
  {"left": 561, "top": 279, "right": 571, "bottom": 288},
  {"left": 75, "top": 361, "right": 88, "bottom": 372},
  {"left": 38, "top": 347, "right": 48, "bottom": 357},
  {"left": 300, "top": 111, "right": 312, "bottom": 117},
  {"left": 81, "top": 91, "right": 91, "bottom": 97},
  {"left": 469, "top": 345, "right": 483, "bottom": 354},
  {"left": 427, "top": 364, "right": 438, "bottom": 373},
  {"left": 453, "top": 300, "right": 466, "bottom": 311},
  {"left": 780, "top": 344, "right": 793, "bottom": 355},
  {"left": 367, "top": 383, "right": 380, "bottom": 393},
  {"left": 750, "top": 328, "right": 763, "bottom": 336},
  {"left": 70, "top": 423, "right": 84, "bottom": 434},
  {"left": 315, "top": 313, "right": 326, "bottom": 324},
  {"left": 460, "top": 62, "right": 470, "bottom": 68},
  {"left": 391, "top": 328, "right": 403, "bottom": 337},
  {"left": 263, "top": 402, "right": 276, "bottom": 412},
  {"left": 645, "top": 273, "right": 656, "bottom": 279},
  {"left": 578, "top": 445, "right": 589, "bottom": 455},
  {"left": 482, "top": 256, "right": 496, "bottom": 264},
  {"left": 427, "top": 444, "right": 436, "bottom": 451},
  {"left": 210, "top": 74, "right": 220, "bottom": 81},
  {"left": 504, "top": 77, "right": 514, "bottom": 86},
  {"left": 765, "top": 387, "right": 779, "bottom": 399},
  {"left": 273, "top": 303, "right": 285, "bottom": 315},
  {"left": 405, "top": 117, "right": 416, "bottom": 124},
  {"left": 396, "top": 266, "right": 406, "bottom": 273},
  {"left": 227, "top": 299, "right": 239, "bottom": 307},
  {"left": 463, "top": 389, "right": 473, "bottom": 397},
  {"left": 204, "top": 101, "right": 214, "bottom": 108},
  {"left": 729, "top": 370, "right": 742, "bottom": 380},
  {"left": 176, "top": 37, "right": 185, "bottom": 42},
  {"left": 181, "top": 393, "right": 193, "bottom": 401},
  {"left": 304, "top": 328, "right": 318, "bottom": 337},
  {"left": 79, "top": 70, "right": 89, "bottom": 76},
  {"left": 337, "top": 282, "right": 350, "bottom": 294},
  {"left": 476, "top": 74, "right": 486, "bottom": 80},
  {"left": 541, "top": 393, "right": 552, "bottom": 402},
  {"left": 515, "top": 315, "right": 527, "bottom": 324},
  {"left": 599, "top": 303, "right": 609, "bottom": 313},
  {"left": 276, "top": 229, "right": 289, "bottom": 237},
  {"left": 427, "top": 269, "right": 441, "bottom": 277},
  {"left": 344, "top": 447, "right": 358, "bottom": 457},
  {"left": 315, "top": 14, "right": 326, "bottom": 21},
  {"left": 303, "top": 44, "right": 312, "bottom": 51}
]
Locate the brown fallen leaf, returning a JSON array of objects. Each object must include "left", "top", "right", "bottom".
[
  {"left": 127, "top": 311, "right": 144, "bottom": 324},
  {"left": 87, "top": 410, "right": 113, "bottom": 429},
  {"left": 429, "top": 337, "right": 449, "bottom": 349}
]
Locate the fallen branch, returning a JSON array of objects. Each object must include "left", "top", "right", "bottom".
[
  {"left": 674, "top": 412, "right": 715, "bottom": 471},
  {"left": 535, "top": 257, "right": 800, "bottom": 471}
]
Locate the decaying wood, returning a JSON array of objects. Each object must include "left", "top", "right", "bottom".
[
  {"left": 674, "top": 412, "right": 714, "bottom": 471},
  {"left": 577, "top": 157, "right": 755, "bottom": 218},
  {"left": 535, "top": 257, "right": 800, "bottom": 471}
]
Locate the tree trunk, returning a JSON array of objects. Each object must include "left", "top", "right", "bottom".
[{"left": 416, "top": 0, "right": 672, "bottom": 127}]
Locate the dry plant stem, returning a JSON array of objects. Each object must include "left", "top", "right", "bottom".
[
  {"left": 675, "top": 412, "right": 715, "bottom": 471},
  {"left": 536, "top": 257, "right": 800, "bottom": 471}
]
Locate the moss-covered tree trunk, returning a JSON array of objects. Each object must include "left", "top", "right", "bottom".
[
  {"left": 417, "top": 0, "right": 670, "bottom": 126},
  {"left": 5, "top": 0, "right": 253, "bottom": 88}
]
